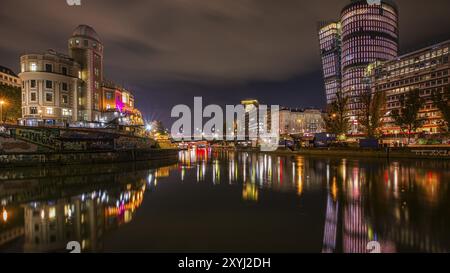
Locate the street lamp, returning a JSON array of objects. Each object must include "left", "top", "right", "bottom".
[{"left": 0, "top": 100, "right": 5, "bottom": 124}]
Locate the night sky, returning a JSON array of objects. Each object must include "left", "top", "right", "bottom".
[{"left": 1, "top": 0, "right": 449, "bottom": 126}]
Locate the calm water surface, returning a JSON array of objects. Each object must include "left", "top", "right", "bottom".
[{"left": 1, "top": 149, "right": 449, "bottom": 253}]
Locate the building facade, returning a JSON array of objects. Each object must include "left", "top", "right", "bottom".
[
  {"left": 370, "top": 40, "right": 450, "bottom": 134},
  {"left": 319, "top": 22, "right": 342, "bottom": 104},
  {"left": 319, "top": 0, "right": 399, "bottom": 133},
  {"left": 341, "top": 0, "right": 399, "bottom": 124},
  {"left": 19, "top": 50, "right": 82, "bottom": 126},
  {"left": 279, "top": 108, "right": 325, "bottom": 136},
  {"left": 0, "top": 65, "right": 21, "bottom": 88},
  {"left": 19, "top": 25, "right": 144, "bottom": 127},
  {"left": 101, "top": 81, "right": 143, "bottom": 126},
  {"left": 68, "top": 25, "right": 104, "bottom": 123}
]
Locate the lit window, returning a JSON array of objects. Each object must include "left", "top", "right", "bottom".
[
  {"left": 30, "top": 63, "right": 37, "bottom": 72},
  {"left": 62, "top": 109, "right": 71, "bottom": 116},
  {"left": 49, "top": 207, "right": 56, "bottom": 219},
  {"left": 46, "top": 107, "right": 53, "bottom": 115},
  {"left": 62, "top": 94, "right": 68, "bottom": 104}
]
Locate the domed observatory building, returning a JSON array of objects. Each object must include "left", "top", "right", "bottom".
[
  {"left": 340, "top": 0, "right": 399, "bottom": 132},
  {"left": 68, "top": 25, "right": 104, "bottom": 124}
]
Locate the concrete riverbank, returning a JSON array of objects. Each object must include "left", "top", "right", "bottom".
[
  {"left": 233, "top": 146, "right": 450, "bottom": 160},
  {"left": 0, "top": 125, "right": 179, "bottom": 167},
  {"left": 0, "top": 148, "right": 179, "bottom": 167}
]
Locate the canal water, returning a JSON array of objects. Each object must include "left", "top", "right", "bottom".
[{"left": 1, "top": 149, "right": 449, "bottom": 253}]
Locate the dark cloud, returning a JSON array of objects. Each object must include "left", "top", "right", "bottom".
[{"left": 1, "top": 0, "right": 449, "bottom": 125}]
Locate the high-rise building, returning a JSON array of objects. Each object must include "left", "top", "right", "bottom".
[
  {"left": 319, "top": 22, "right": 342, "bottom": 104},
  {"left": 319, "top": 1, "right": 399, "bottom": 132},
  {"left": 68, "top": 25, "right": 104, "bottom": 123},
  {"left": 341, "top": 0, "right": 399, "bottom": 125}
]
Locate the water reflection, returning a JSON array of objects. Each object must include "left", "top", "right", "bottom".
[
  {"left": 1, "top": 149, "right": 449, "bottom": 253},
  {"left": 178, "top": 148, "right": 450, "bottom": 253}
]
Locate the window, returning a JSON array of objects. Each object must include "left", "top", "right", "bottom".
[
  {"left": 95, "top": 81, "right": 99, "bottom": 89},
  {"left": 45, "top": 64, "right": 53, "bottom": 72},
  {"left": 84, "top": 40, "right": 88, "bottom": 47},
  {"left": 30, "top": 63, "right": 37, "bottom": 72},
  {"left": 30, "top": 107, "right": 38, "bottom": 115},
  {"left": 31, "top": 92, "right": 37, "bottom": 102},
  {"left": 62, "top": 67, "right": 67, "bottom": 75},
  {"left": 62, "top": 82, "right": 68, "bottom": 91},
  {"left": 62, "top": 109, "right": 72, "bottom": 116},
  {"left": 46, "top": 108, "right": 53, "bottom": 115},
  {"left": 30, "top": 80, "right": 36, "bottom": 88},
  {"left": 45, "top": 93, "right": 53, "bottom": 102},
  {"left": 105, "top": 92, "right": 113, "bottom": 100},
  {"left": 62, "top": 94, "right": 68, "bottom": 104},
  {"left": 45, "top": 80, "right": 53, "bottom": 89}
]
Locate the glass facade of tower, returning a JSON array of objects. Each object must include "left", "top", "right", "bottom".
[
  {"left": 319, "top": 22, "right": 342, "bottom": 104},
  {"left": 340, "top": 0, "right": 399, "bottom": 123}
]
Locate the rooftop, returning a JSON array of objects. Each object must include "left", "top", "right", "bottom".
[
  {"left": 71, "top": 24, "right": 101, "bottom": 43},
  {"left": 0, "top": 65, "right": 18, "bottom": 77}
]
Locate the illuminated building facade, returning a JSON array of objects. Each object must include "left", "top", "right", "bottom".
[
  {"left": 341, "top": 0, "right": 399, "bottom": 126},
  {"left": 0, "top": 65, "right": 21, "bottom": 88},
  {"left": 19, "top": 50, "right": 82, "bottom": 126},
  {"left": 68, "top": 25, "right": 104, "bottom": 123},
  {"left": 19, "top": 24, "right": 144, "bottom": 127},
  {"left": 101, "top": 81, "right": 144, "bottom": 126},
  {"left": 241, "top": 99, "right": 260, "bottom": 144},
  {"left": 279, "top": 108, "right": 325, "bottom": 135},
  {"left": 370, "top": 40, "right": 450, "bottom": 134},
  {"left": 319, "top": 22, "right": 342, "bottom": 104}
]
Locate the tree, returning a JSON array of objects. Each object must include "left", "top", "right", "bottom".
[
  {"left": 358, "top": 91, "right": 385, "bottom": 138},
  {"left": 391, "top": 89, "right": 423, "bottom": 144},
  {"left": 432, "top": 86, "right": 450, "bottom": 133},
  {"left": 325, "top": 90, "right": 349, "bottom": 138},
  {"left": 0, "top": 84, "right": 21, "bottom": 123}
]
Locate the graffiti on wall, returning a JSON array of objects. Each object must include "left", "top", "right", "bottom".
[
  {"left": 14, "top": 128, "right": 61, "bottom": 149},
  {"left": 115, "top": 136, "right": 155, "bottom": 150}
]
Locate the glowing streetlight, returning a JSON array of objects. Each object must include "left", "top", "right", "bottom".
[
  {"left": 0, "top": 100, "right": 5, "bottom": 124},
  {"left": 2, "top": 208, "right": 7, "bottom": 223}
]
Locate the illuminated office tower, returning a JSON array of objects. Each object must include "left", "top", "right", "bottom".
[
  {"left": 68, "top": 25, "right": 104, "bottom": 122},
  {"left": 319, "top": 22, "right": 342, "bottom": 104},
  {"left": 340, "top": 0, "right": 399, "bottom": 127}
]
